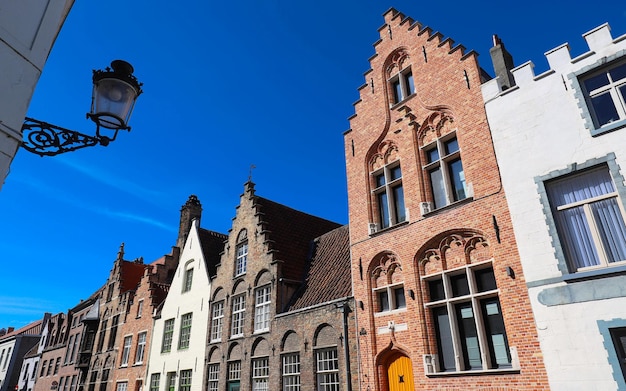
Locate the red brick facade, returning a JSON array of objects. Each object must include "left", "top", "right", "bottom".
[{"left": 344, "top": 9, "right": 549, "bottom": 390}]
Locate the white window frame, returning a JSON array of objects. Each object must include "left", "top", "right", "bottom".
[
  {"left": 315, "top": 348, "right": 339, "bottom": 391},
  {"left": 422, "top": 133, "right": 468, "bottom": 209},
  {"left": 373, "top": 283, "right": 406, "bottom": 313},
  {"left": 389, "top": 67, "right": 415, "bottom": 104},
  {"left": 207, "top": 363, "right": 219, "bottom": 391},
  {"left": 423, "top": 262, "right": 512, "bottom": 372},
  {"left": 121, "top": 336, "right": 132, "bottom": 367},
  {"left": 581, "top": 60, "right": 626, "bottom": 129},
  {"left": 178, "top": 313, "right": 193, "bottom": 350},
  {"left": 136, "top": 300, "right": 144, "bottom": 318},
  {"left": 371, "top": 161, "right": 406, "bottom": 230},
  {"left": 115, "top": 382, "right": 127, "bottom": 391},
  {"left": 235, "top": 242, "right": 248, "bottom": 276},
  {"left": 135, "top": 332, "right": 146, "bottom": 364},
  {"left": 231, "top": 294, "right": 246, "bottom": 338},
  {"left": 182, "top": 267, "right": 194, "bottom": 293},
  {"left": 252, "top": 357, "right": 269, "bottom": 391},
  {"left": 210, "top": 301, "right": 224, "bottom": 342},
  {"left": 254, "top": 285, "right": 271, "bottom": 333},
  {"left": 227, "top": 361, "right": 241, "bottom": 389},
  {"left": 282, "top": 353, "right": 301, "bottom": 391}
]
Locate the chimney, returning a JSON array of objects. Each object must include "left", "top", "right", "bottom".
[
  {"left": 489, "top": 34, "right": 515, "bottom": 90},
  {"left": 177, "top": 195, "right": 202, "bottom": 249}
]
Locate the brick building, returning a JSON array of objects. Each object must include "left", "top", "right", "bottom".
[
  {"left": 344, "top": 8, "right": 549, "bottom": 390},
  {"left": 483, "top": 21, "right": 626, "bottom": 390},
  {"left": 204, "top": 181, "right": 357, "bottom": 390}
]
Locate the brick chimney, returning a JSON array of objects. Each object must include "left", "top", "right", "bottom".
[
  {"left": 176, "top": 195, "right": 202, "bottom": 249},
  {"left": 489, "top": 34, "right": 515, "bottom": 90}
]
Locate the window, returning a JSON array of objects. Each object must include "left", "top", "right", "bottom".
[
  {"left": 235, "top": 241, "right": 248, "bottom": 276},
  {"left": 546, "top": 165, "right": 626, "bottom": 272},
  {"left": 390, "top": 67, "right": 415, "bottom": 104},
  {"left": 100, "top": 369, "right": 110, "bottom": 391},
  {"left": 210, "top": 301, "right": 224, "bottom": 342},
  {"left": 165, "top": 373, "right": 176, "bottom": 391},
  {"left": 182, "top": 267, "right": 194, "bottom": 293},
  {"left": 65, "top": 335, "right": 75, "bottom": 364},
  {"left": 53, "top": 357, "right": 60, "bottom": 375},
  {"left": 254, "top": 286, "right": 271, "bottom": 333},
  {"left": 282, "top": 353, "right": 300, "bottom": 391},
  {"left": 121, "top": 336, "right": 132, "bottom": 366},
  {"left": 227, "top": 361, "right": 241, "bottom": 390},
  {"left": 59, "top": 377, "right": 65, "bottom": 391},
  {"left": 610, "top": 327, "right": 626, "bottom": 382},
  {"left": 108, "top": 315, "right": 119, "bottom": 350},
  {"left": 4, "top": 347, "right": 11, "bottom": 370},
  {"left": 425, "top": 265, "right": 511, "bottom": 372},
  {"left": 149, "top": 374, "right": 160, "bottom": 391},
  {"left": 40, "top": 360, "right": 47, "bottom": 377},
  {"left": 374, "top": 284, "right": 406, "bottom": 313},
  {"left": 31, "top": 361, "right": 38, "bottom": 379},
  {"left": 135, "top": 332, "right": 146, "bottom": 363},
  {"left": 315, "top": 348, "right": 339, "bottom": 391},
  {"left": 136, "top": 300, "right": 144, "bottom": 318},
  {"left": 581, "top": 61, "right": 626, "bottom": 129},
  {"left": 97, "top": 319, "right": 107, "bottom": 352},
  {"left": 231, "top": 294, "right": 246, "bottom": 337},
  {"left": 69, "top": 375, "right": 77, "bottom": 391},
  {"left": 46, "top": 358, "right": 53, "bottom": 376},
  {"left": 70, "top": 333, "right": 80, "bottom": 363},
  {"left": 252, "top": 357, "right": 269, "bottom": 391},
  {"left": 179, "top": 369, "right": 192, "bottom": 391},
  {"left": 23, "top": 363, "right": 30, "bottom": 380},
  {"left": 207, "top": 364, "right": 219, "bottom": 391},
  {"left": 106, "top": 283, "right": 115, "bottom": 302},
  {"left": 178, "top": 313, "right": 193, "bottom": 349},
  {"left": 161, "top": 319, "right": 175, "bottom": 353},
  {"left": 372, "top": 162, "right": 406, "bottom": 229},
  {"left": 423, "top": 135, "right": 468, "bottom": 209},
  {"left": 115, "top": 382, "right": 127, "bottom": 391}
]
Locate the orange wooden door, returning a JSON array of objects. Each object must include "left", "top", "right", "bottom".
[{"left": 387, "top": 356, "right": 415, "bottom": 391}]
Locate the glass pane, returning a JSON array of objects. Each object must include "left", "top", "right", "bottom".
[
  {"left": 393, "top": 80, "right": 402, "bottom": 103},
  {"left": 428, "top": 279, "right": 445, "bottom": 301},
  {"left": 584, "top": 72, "right": 610, "bottom": 91},
  {"left": 406, "top": 72, "right": 415, "bottom": 95},
  {"left": 609, "top": 63, "right": 626, "bottom": 82},
  {"left": 450, "top": 274, "right": 469, "bottom": 297},
  {"left": 591, "top": 92, "right": 620, "bottom": 126},
  {"left": 375, "top": 173, "right": 385, "bottom": 187},
  {"left": 393, "top": 185, "right": 406, "bottom": 223},
  {"left": 378, "top": 290, "right": 389, "bottom": 312},
  {"left": 394, "top": 287, "right": 406, "bottom": 309},
  {"left": 591, "top": 198, "right": 626, "bottom": 263},
  {"left": 426, "top": 148, "right": 439, "bottom": 163},
  {"left": 378, "top": 192, "right": 390, "bottom": 229},
  {"left": 444, "top": 138, "right": 459, "bottom": 154},
  {"left": 548, "top": 166, "right": 614, "bottom": 207},
  {"left": 475, "top": 268, "right": 497, "bottom": 292},
  {"left": 456, "top": 303, "right": 482, "bottom": 370},
  {"left": 430, "top": 167, "right": 447, "bottom": 209},
  {"left": 448, "top": 158, "right": 467, "bottom": 201},
  {"left": 390, "top": 166, "right": 402, "bottom": 181},
  {"left": 433, "top": 307, "right": 455, "bottom": 371},
  {"left": 557, "top": 205, "right": 600, "bottom": 269},
  {"left": 481, "top": 298, "right": 511, "bottom": 368}
]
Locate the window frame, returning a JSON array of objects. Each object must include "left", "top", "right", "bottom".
[
  {"left": 161, "top": 319, "right": 175, "bottom": 353},
  {"left": 231, "top": 294, "right": 246, "bottom": 338},
  {"left": 315, "top": 347, "right": 339, "bottom": 391},
  {"left": 178, "top": 313, "right": 193, "bottom": 350},
  {"left": 254, "top": 285, "right": 271, "bottom": 333},
  {"left": 389, "top": 67, "right": 415, "bottom": 105},
  {"left": 207, "top": 363, "right": 220, "bottom": 391},
  {"left": 149, "top": 374, "right": 160, "bottom": 391},
  {"left": 235, "top": 241, "right": 248, "bottom": 277},
  {"left": 422, "top": 133, "right": 468, "bottom": 210},
  {"left": 252, "top": 357, "right": 269, "bottom": 391},
  {"left": 282, "top": 353, "right": 301, "bottom": 391},
  {"left": 135, "top": 332, "right": 147, "bottom": 364},
  {"left": 579, "top": 59, "right": 626, "bottom": 132},
  {"left": 178, "top": 369, "right": 192, "bottom": 391},
  {"left": 115, "top": 382, "right": 127, "bottom": 391},
  {"left": 423, "top": 262, "right": 512, "bottom": 373},
  {"left": 371, "top": 161, "right": 406, "bottom": 230},
  {"left": 210, "top": 300, "right": 224, "bottom": 342},
  {"left": 182, "top": 267, "right": 194, "bottom": 293},
  {"left": 120, "top": 335, "right": 132, "bottom": 367},
  {"left": 373, "top": 283, "right": 406, "bottom": 314},
  {"left": 227, "top": 361, "right": 241, "bottom": 389}
]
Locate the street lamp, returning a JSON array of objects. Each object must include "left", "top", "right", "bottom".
[{"left": 22, "top": 60, "right": 143, "bottom": 156}]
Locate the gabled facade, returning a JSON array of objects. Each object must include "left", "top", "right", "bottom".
[
  {"left": 482, "top": 22, "right": 626, "bottom": 390},
  {"left": 0, "top": 317, "right": 47, "bottom": 391},
  {"left": 146, "top": 197, "right": 226, "bottom": 391},
  {"left": 204, "top": 182, "right": 356, "bottom": 391},
  {"left": 344, "top": 8, "right": 549, "bottom": 390}
]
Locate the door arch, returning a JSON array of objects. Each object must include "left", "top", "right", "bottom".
[{"left": 387, "top": 355, "right": 415, "bottom": 391}]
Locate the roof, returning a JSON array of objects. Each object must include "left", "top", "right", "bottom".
[
  {"left": 287, "top": 225, "right": 352, "bottom": 311},
  {"left": 119, "top": 260, "right": 147, "bottom": 292},
  {"left": 198, "top": 228, "right": 227, "bottom": 278},
  {"left": 0, "top": 319, "right": 44, "bottom": 341},
  {"left": 254, "top": 195, "right": 342, "bottom": 282}
]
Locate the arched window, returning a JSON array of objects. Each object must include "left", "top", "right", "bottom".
[{"left": 235, "top": 229, "right": 248, "bottom": 276}]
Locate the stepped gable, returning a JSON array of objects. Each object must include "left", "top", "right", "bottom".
[
  {"left": 119, "top": 259, "right": 147, "bottom": 292},
  {"left": 198, "top": 228, "right": 227, "bottom": 278},
  {"left": 253, "top": 195, "right": 341, "bottom": 282},
  {"left": 287, "top": 225, "right": 351, "bottom": 311}
]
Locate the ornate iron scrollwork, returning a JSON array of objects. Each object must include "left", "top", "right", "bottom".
[{"left": 22, "top": 117, "right": 113, "bottom": 156}]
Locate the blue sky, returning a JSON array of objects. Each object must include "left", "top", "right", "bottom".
[{"left": 2, "top": 0, "right": 626, "bottom": 328}]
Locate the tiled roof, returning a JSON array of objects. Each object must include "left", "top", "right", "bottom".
[
  {"left": 198, "top": 228, "right": 227, "bottom": 278},
  {"left": 287, "top": 225, "right": 352, "bottom": 311},
  {"left": 255, "top": 196, "right": 342, "bottom": 282},
  {"left": 0, "top": 319, "right": 44, "bottom": 341}
]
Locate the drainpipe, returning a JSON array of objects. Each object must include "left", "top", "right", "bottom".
[{"left": 337, "top": 301, "right": 353, "bottom": 391}]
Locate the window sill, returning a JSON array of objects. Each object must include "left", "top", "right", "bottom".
[
  {"left": 422, "top": 197, "right": 474, "bottom": 217},
  {"left": 426, "top": 368, "right": 519, "bottom": 377},
  {"left": 390, "top": 93, "right": 416, "bottom": 110},
  {"left": 369, "top": 220, "right": 409, "bottom": 237},
  {"left": 563, "top": 264, "right": 626, "bottom": 282},
  {"left": 591, "top": 119, "right": 626, "bottom": 137},
  {"left": 374, "top": 308, "right": 407, "bottom": 317}
]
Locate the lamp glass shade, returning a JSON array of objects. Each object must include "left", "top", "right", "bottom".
[{"left": 91, "top": 77, "right": 139, "bottom": 129}]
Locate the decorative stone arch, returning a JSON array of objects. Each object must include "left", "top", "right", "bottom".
[
  {"left": 231, "top": 279, "right": 247, "bottom": 296},
  {"left": 254, "top": 269, "right": 273, "bottom": 287},
  {"left": 374, "top": 335, "right": 415, "bottom": 391},
  {"left": 384, "top": 47, "right": 410, "bottom": 79},
  {"left": 207, "top": 346, "right": 222, "bottom": 364},
  {"left": 415, "top": 228, "right": 491, "bottom": 277},
  {"left": 313, "top": 323, "right": 338, "bottom": 347},
  {"left": 281, "top": 330, "right": 300, "bottom": 352},
  {"left": 251, "top": 337, "right": 270, "bottom": 357},
  {"left": 416, "top": 110, "right": 455, "bottom": 147},
  {"left": 211, "top": 286, "right": 226, "bottom": 302},
  {"left": 369, "top": 140, "right": 400, "bottom": 173},
  {"left": 370, "top": 251, "right": 404, "bottom": 288},
  {"left": 227, "top": 342, "right": 242, "bottom": 361},
  {"left": 236, "top": 228, "right": 248, "bottom": 243}
]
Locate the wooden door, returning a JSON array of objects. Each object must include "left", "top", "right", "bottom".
[{"left": 387, "top": 356, "right": 414, "bottom": 391}]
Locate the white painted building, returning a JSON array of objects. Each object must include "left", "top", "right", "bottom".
[
  {"left": 0, "top": 0, "right": 75, "bottom": 189},
  {"left": 145, "top": 219, "right": 225, "bottom": 391},
  {"left": 483, "top": 23, "right": 626, "bottom": 390}
]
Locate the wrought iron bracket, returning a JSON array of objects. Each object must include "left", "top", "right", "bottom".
[{"left": 21, "top": 117, "right": 127, "bottom": 156}]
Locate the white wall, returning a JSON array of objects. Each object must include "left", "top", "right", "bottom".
[
  {"left": 483, "top": 23, "right": 626, "bottom": 391},
  {"left": 0, "top": 0, "right": 74, "bottom": 189}
]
